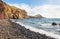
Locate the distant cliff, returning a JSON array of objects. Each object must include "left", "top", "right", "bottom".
[
  {"left": 0, "top": 0, "right": 29, "bottom": 19},
  {"left": 29, "top": 14, "right": 43, "bottom": 18}
]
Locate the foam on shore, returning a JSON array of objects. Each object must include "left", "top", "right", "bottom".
[{"left": 11, "top": 19, "right": 60, "bottom": 39}]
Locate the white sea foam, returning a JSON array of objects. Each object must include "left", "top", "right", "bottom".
[
  {"left": 10, "top": 19, "right": 60, "bottom": 39},
  {"left": 16, "top": 22, "right": 60, "bottom": 39}
]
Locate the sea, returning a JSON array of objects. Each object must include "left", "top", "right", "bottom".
[{"left": 11, "top": 18, "right": 60, "bottom": 39}]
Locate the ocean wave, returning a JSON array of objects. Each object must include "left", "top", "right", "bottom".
[
  {"left": 10, "top": 19, "right": 60, "bottom": 39},
  {"left": 16, "top": 21, "right": 60, "bottom": 39}
]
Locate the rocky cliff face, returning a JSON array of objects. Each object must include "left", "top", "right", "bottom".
[
  {"left": 0, "top": 0, "right": 29, "bottom": 19},
  {"left": 0, "top": 0, "right": 43, "bottom": 19}
]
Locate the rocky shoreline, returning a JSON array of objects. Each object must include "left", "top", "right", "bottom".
[{"left": 0, "top": 19, "right": 55, "bottom": 39}]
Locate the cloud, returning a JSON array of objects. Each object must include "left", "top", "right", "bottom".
[
  {"left": 9, "top": 3, "right": 33, "bottom": 16},
  {"left": 9, "top": 3, "right": 60, "bottom": 18},
  {"left": 48, "top": 0, "right": 60, "bottom": 5},
  {"left": 32, "top": 5, "right": 60, "bottom": 18}
]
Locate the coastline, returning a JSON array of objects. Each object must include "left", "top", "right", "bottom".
[
  {"left": 10, "top": 19, "right": 55, "bottom": 39},
  {"left": 14, "top": 20, "right": 60, "bottom": 39},
  {"left": 0, "top": 0, "right": 60, "bottom": 39},
  {"left": 0, "top": 19, "right": 54, "bottom": 39}
]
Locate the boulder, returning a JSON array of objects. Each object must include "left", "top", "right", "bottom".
[{"left": 52, "top": 22, "right": 57, "bottom": 25}]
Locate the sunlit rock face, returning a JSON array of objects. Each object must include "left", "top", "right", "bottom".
[
  {"left": 0, "top": 1, "right": 7, "bottom": 19},
  {"left": 0, "top": 0, "right": 29, "bottom": 19}
]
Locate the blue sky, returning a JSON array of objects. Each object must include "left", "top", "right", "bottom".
[
  {"left": 3, "top": 0, "right": 60, "bottom": 18},
  {"left": 3, "top": 0, "right": 60, "bottom": 6},
  {"left": 3, "top": 0, "right": 53, "bottom": 6}
]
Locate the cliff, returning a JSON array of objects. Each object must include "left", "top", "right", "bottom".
[
  {"left": 0, "top": 0, "right": 43, "bottom": 19},
  {"left": 0, "top": 0, "right": 29, "bottom": 19},
  {"left": 34, "top": 14, "right": 43, "bottom": 18},
  {"left": 30, "top": 14, "right": 43, "bottom": 18}
]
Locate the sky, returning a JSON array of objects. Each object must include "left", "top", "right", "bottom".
[{"left": 3, "top": 0, "right": 60, "bottom": 18}]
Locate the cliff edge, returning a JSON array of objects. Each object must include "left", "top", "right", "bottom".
[{"left": 0, "top": 0, "right": 29, "bottom": 19}]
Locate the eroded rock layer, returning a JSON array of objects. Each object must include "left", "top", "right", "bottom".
[{"left": 0, "top": 0, "right": 29, "bottom": 19}]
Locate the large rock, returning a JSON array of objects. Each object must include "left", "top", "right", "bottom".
[
  {"left": 52, "top": 22, "right": 57, "bottom": 26},
  {"left": 0, "top": 1, "right": 29, "bottom": 19}
]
